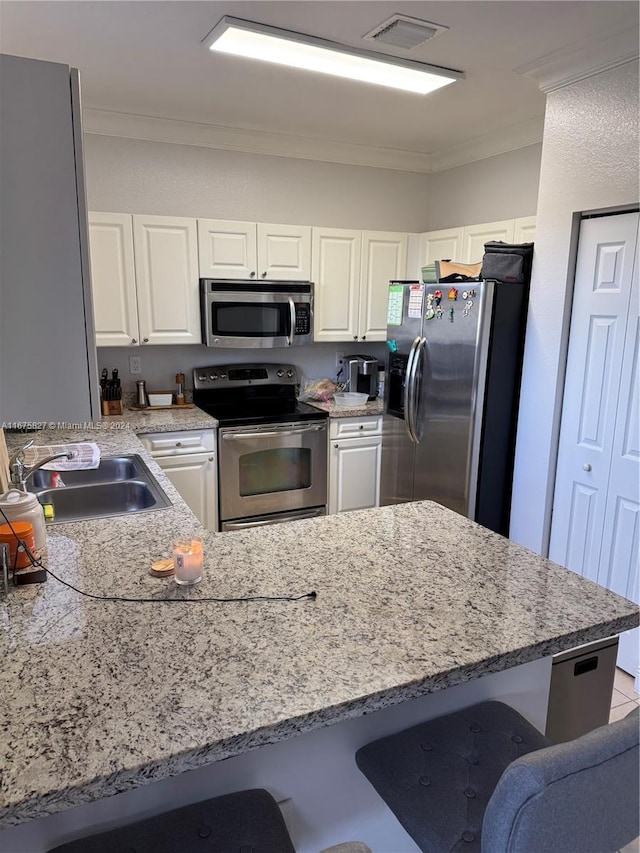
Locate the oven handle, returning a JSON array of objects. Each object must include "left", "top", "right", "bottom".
[
  {"left": 222, "top": 425, "right": 326, "bottom": 441},
  {"left": 223, "top": 509, "right": 326, "bottom": 530},
  {"left": 287, "top": 297, "right": 296, "bottom": 347}
]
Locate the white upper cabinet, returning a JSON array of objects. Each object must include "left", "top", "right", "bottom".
[
  {"left": 514, "top": 215, "right": 537, "bottom": 243},
  {"left": 132, "top": 215, "right": 201, "bottom": 345},
  {"left": 359, "top": 231, "right": 408, "bottom": 341},
  {"left": 88, "top": 212, "right": 140, "bottom": 347},
  {"left": 422, "top": 227, "right": 465, "bottom": 265},
  {"left": 256, "top": 223, "right": 312, "bottom": 280},
  {"left": 462, "top": 219, "right": 515, "bottom": 263},
  {"left": 313, "top": 227, "right": 408, "bottom": 343},
  {"left": 197, "top": 219, "right": 257, "bottom": 279},
  {"left": 313, "top": 227, "right": 362, "bottom": 342},
  {"left": 420, "top": 217, "right": 536, "bottom": 269},
  {"left": 197, "top": 219, "right": 311, "bottom": 280}
]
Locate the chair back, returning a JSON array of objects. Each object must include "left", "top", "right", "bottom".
[{"left": 481, "top": 707, "right": 640, "bottom": 853}]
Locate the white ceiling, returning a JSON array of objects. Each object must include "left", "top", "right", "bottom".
[{"left": 1, "top": 1, "right": 638, "bottom": 171}]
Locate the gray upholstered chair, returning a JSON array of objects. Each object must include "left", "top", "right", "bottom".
[
  {"left": 48, "top": 787, "right": 373, "bottom": 853},
  {"left": 356, "top": 700, "right": 639, "bottom": 853}
]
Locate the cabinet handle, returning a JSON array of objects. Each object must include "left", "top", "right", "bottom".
[
  {"left": 250, "top": 271, "right": 256, "bottom": 278},
  {"left": 208, "top": 456, "right": 214, "bottom": 462},
  {"left": 359, "top": 425, "right": 364, "bottom": 430},
  {"left": 175, "top": 442, "right": 182, "bottom": 447},
  {"left": 362, "top": 335, "right": 366, "bottom": 340},
  {"left": 143, "top": 337, "right": 149, "bottom": 343},
  {"left": 131, "top": 338, "right": 137, "bottom": 344},
  {"left": 353, "top": 335, "right": 358, "bottom": 340},
  {"left": 334, "top": 443, "right": 339, "bottom": 448},
  {"left": 261, "top": 271, "right": 267, "bottom": 278}
]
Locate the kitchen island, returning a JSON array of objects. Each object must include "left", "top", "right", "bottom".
[{"left": 1, "top": 420, "right": 638, "bottom": 852}]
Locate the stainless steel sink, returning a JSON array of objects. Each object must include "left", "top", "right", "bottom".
[{"left": 28, "top": 454, "right": 171, "bottom": 523}]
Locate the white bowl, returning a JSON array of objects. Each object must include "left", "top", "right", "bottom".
[
  {"left": 333, "top": 392, "right": 369, "bottom": 408},
  {"left": 147, "top": 393, "right": 173, "bottom": 407}
]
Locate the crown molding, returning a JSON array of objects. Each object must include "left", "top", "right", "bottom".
[
  {"left": 429, "top": 115, "right": 545, "bottom": 173},
  {"left": 515, "top": 25, "right": 639, "bottom": 94},
  {"left": 82, "top": 108, "right": 434, "bottom": 173},
  {"left": 83, "top": 108, "right": 546, "bottom": 175}
]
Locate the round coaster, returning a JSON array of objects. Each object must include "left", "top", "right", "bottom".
[{"left": 149, "top": 558, "right": 175, "bottom": 578}]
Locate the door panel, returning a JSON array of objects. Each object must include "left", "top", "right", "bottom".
[
  {"left": 257, "top": 223, "right": 311, "bottom": 281},
  {"left": 550, "top": 211, "right": 639, "bottom": 679},
  {"left": 197, "top": 219, "right": 257, "bottom": 279},
  {"left": 462, "top": 220, "right": 515, "bottom": 263},
  {"left": 312, "top": 228, "right": 361, "bottom": 343},
  {"left": 359, "top": 231, "right": 407, "bottom": 342},
  {"left": 422, "top": 227, "right": 464, "bottom": 264}
]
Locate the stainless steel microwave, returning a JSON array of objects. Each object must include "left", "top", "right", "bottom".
[{"left": 200, "top": 279, "right": 314, "bottom": 348}]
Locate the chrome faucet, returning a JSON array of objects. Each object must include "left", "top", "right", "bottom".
[{"left": 9, "top": 441, "right": 73, "bottom": 492}]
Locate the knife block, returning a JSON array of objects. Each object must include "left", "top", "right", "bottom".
[{"left": 101, "top": 400, "right": 124, "bottom": 416}]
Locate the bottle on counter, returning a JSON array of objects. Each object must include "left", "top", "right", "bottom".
[
  {"left": 0, "top": 490, "right": 46, "bottom": 552},
  {"left": 136, "top": 380, "right": 148, "bottom": 408},
  {"left": 175, "top": 373, "right": 186, "bottom": 406}
]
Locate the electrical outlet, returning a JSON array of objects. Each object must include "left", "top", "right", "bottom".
[
  {"left": 129, "top": 356, "right": 142, "bottom": 375},
  {"left": 335, "top": 351, "right": 345, "bottom": 368}
]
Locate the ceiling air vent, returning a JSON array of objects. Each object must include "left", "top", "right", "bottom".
[{"left": 363, "top": 15, "right": 448, "bottom": 50}]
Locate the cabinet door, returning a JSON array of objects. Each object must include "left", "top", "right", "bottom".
[
  {"left": 462, "top": 219, "right": 515, "bottom": 263},
  {"left": 156, "top": 452, "right": 218, "bottom": 530},
  {"left": 88, "top": 212, "right": 140, "bottom": 346},
  {"left": 197, "top": 219, "right": 257, "bottom": 279},
  {"left": 312, "top": 228, "right": 361, "bottom": 343},
  {"left": 422, "top": 227, "right": 465, "bottom": 264},
  {"left": 359, "top": 231, "right": 407, "bottom": 342},
  {"left": 514, "top": 215, "right": 536, "bottom": 243},
  {"left": 133, "top": 215, "right": 201, "bottom": 345},
  {"left": 256, "top": 223, "right": 312, "bottom": 280},
  {"left": 329, "top": 436, "right": 382, "bottom": 514}
]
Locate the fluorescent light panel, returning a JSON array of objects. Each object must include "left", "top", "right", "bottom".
[{"left": 204, "top": 17, "right": 463, "bottom": 95}]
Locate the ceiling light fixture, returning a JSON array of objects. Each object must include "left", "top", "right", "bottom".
[{"left": 203, "top": 16, "right": 463, "bottom": 95}]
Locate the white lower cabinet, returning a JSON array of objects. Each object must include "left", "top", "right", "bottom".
[
  {"left": 138, "top": 429, "right": 218, "bottom": 530},
  {"left": 328, "top": 417, "right": 382, "bottom": 514}
]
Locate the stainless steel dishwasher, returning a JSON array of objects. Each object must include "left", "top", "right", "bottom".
[{"left": 545, "top": 636, "right": 619, "bottom": 744}]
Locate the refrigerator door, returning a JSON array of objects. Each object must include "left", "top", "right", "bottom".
[
  {"left": 412, "top": 282, "right": 493, "bottom": 517},
  {"left": 381, "top": 282, "right": 424, "bottom": 505}
]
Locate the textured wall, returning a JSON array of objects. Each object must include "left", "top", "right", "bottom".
[
  {"left": 510, "top": 60, "right": 640, "bottom": 554},
  {"left": 428, "top": 144, "right": 542, "bottom": 230},
  {"left": 83, "top": 135, "right": 432, "bottom": 232}
]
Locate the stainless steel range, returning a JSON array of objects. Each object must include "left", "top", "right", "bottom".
[{"left": 193, "top": 363, "right": 328, "bottom": 531}]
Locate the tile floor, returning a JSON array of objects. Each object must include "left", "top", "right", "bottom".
[
  {"left": 611, "top": 669, "right": 639, "bottom": 853},
  {"left": 611, "top": 667, "right": 640, "bottom": 722}
]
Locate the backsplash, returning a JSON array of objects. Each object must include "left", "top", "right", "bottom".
[{"left": 98, "top": 342, "right": 388, "bottom": 395}]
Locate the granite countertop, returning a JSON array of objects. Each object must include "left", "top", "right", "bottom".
[
  {"left": 308, "top": 398, "right": 384, "bottom": 418},
  {"left": 0, "top": 420, "right": 638, "bottom": 829},
  {"left": 97, "top": 405, "right": 218, "bottom": 433}
]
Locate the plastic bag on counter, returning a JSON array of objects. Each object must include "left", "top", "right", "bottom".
[{"left": 298, "top": 377, "right": 338, "bottom": 403}]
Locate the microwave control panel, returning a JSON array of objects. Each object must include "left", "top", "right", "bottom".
[{"left": 295, "top": 304, "right": 311, "bottom": 335}]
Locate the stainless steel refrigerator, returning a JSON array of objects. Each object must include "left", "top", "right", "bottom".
[{"left": 381, "top": 279, "right": 528, "bottom": 536}]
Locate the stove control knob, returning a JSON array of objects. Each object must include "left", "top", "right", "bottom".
[
  {"left": 286, "top": 369, "right": 294, "bottom": 378},
  {"left": 276, "top": 369, "right": 284, "bottom": 378},
  {"left": 197, "top": 374, "right": 207, "bottom": 382},
  {"left": 219, "top": 373, "right": 227, "bottom": 380},
  {"left": 209, "top": 373, "right": 218, "bottom": 381}
]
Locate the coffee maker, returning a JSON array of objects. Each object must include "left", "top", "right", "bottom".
[{"left": 346, "top": 355, "right": 378, "bottom": 400}]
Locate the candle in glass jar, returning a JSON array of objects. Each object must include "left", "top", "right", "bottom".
[{"left": 172, "top": 537, "right": 204, "bottom": 585}]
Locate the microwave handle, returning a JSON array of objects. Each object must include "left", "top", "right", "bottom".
[{"left": 287, "top": 297, "right": 296, "bottom": 347}]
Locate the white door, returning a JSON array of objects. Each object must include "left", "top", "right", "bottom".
[
  {"left": 422, "top": 227, "right": 465, "bottom": 265},
  {"left": 197, "top": 219, "right": 257, "bottom": 279},
  {"left": 156, "top": 452, "right": 218, "bottom": 531},
  {"left": 88, "top": 212, "right": 140, "bottom": 346},
  {"left": 514, "top": 216, "right": 536, "bottom": 243},
  {"left": 257, "top": 223, "right": 312, "bottom": 281},
  {"left": 133, "top": 215, "right": 201, "bottom": 345},
  {"left": 462, "top": 219, "right": 515, "bottom": 263},
  {"left": 359, "top": 231, "right": 407, "bottom": 342},
  {"left": 549, "top": 211, "right": 640, "bottom": 679},
  {"left": 329, "top": 436, "right": 382, "bottom": 514},
  {"left": 312, "top": 227, "right": 362, "bottom": 343}
]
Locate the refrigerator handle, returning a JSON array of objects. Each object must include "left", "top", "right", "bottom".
[
  {"left": 405, "top": 337, "right": 421, "bottom": 444},
  {"left": 408, "top": 337, "right": 427, "bottom": 444}
]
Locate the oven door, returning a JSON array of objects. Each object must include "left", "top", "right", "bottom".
[
  {"left": 201, "top": 281, "right": 313, "bottom": 348},
  {"left": 218, "top": 421, "right": 327, "bottom": 523}
]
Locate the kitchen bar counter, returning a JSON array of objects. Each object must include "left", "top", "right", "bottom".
[{"left": 1, "top": 422, "right": 638, "bottom": 836}]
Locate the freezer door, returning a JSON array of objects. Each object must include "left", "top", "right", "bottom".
[
  {"left": 381, "top": 412, "right": 416, "bottom": 505},
  {"left": 412, "top": 283, "right": 492, "bottom": 517}
]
